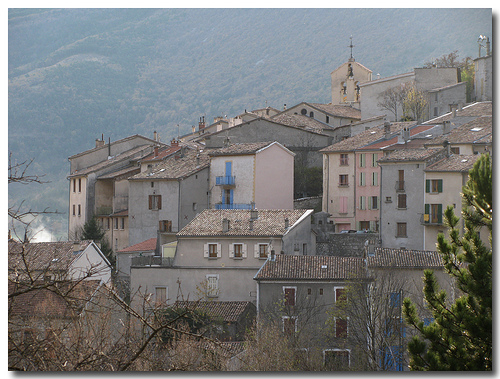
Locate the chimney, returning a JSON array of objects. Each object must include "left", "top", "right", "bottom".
[
  {"left": 196, "top": 154, "right": 200, "bottom": 166},
  {"left": 153, "top": 131, "right": 158, "bottom": 141},
  {"left": 171, "top": 138, "right": 179, "bottom": 147},
  {"left": 95, "top": 138, "right": 105, "bottom": 148},
  {"left": 249, "top": 219, "right": 254, "bottom": 230},
  {"left": 73, "top": 242, "right": 81, "bottom": 254},
  {"left": 384, "top": 122, "right": 391, "bottom": 139},
  {"left": 398, "top": 127, "right": 411, "bottom": 144},
  {"left": 270, "top": 249, "right": 276, "bottom": 261},
  {"left": 283, "top": 104, "right": 287, "bottom": 110},
  {"left": 450, "top": 104, "right": 458, "bottom": 118},
  {"left": 154, "top": 146, "right": 159, "bottom": 157},
  {"left": 192, "top": 125, "right": 196, "bottom": 134},
  {"left": 443, "top": 140, "right": 451, "bottom": 157},
  {"left": 222, "top": 218, "right": 230, "bottom": 233},
  {"left": 284, "top": 218, "right": 289, "bottom": 229},
  {"left": 443, "top": 120, "right": 451, "bottom": 134},
  {"left": 199, "top": 116, "right": 206, "bottom": 131},
  {"left": 250, "top": 209, "right": 258, "bottom": 220},
  {"left": 486, "top": 37, "right": 491, "bottom": 56}
]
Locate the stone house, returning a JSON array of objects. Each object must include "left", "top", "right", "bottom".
[
  {"left": 378, "top": 147, "right": 448, "bottom": 250},
  {"left": 474, "top": 52, "right": 492, "bottom": 102},
  {"left": 67, "top": 134, "right": 162, "bottom": 247},
  {"left": 127, "top": 146, "right": 211, "bottom": 246},
  {"left": 129, "top": 208, "right": 316, "bottom": 312},
  {"left": 8, "top": 239, "right": 112, "bottom": 283},
  {"left": 208, "top": 141, "right": 295, "bottom": 211}
]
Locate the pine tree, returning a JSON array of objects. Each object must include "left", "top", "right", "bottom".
[
  {"left": 403, "top": 154, "right": 492, "bottom": 370},
  {"left": 81, "top": 216, "right": 115, "bottom": 267}
]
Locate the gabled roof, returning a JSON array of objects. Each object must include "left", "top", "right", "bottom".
[
  {"left": 359, "top": 71, "right": 414, "bottom": 87},
  {"left": 68, "top": 145, "right": 152, "bottom": 178},
  {"left": 424, "top": 154, "right": 479, "bottom": 173},
  {"left": 377, "top": 147, "right": 443, "bottom": 163},
  {"left": 117, "top": 238, "right": 157, "bottom": 253},
  {"left": 97, "top": 166, "right": 140, "bottom": 180},
  {"left": 359, "top": 124, "right": 433, "bottom": 151},
  {"left": 172, "top": 301, "right": 255, "bottom": 323},
  {"left": 8, "top": 239, "right": 95, "bottom": 273},
  {"left": 207, "top": 142, "right": 273, "bottom": 156},
  {"left": 271, "top": 113, "right": 337, "bottom": 134},
  {"left": 129, "top": 147, "right": 210, "bottom": 180},
  {"left": 141, "top": 144, "right": 182, "bottom": 162},
  {"left": 427, "top": 81, "right": 466, "bottom": 92},
  {"left": 320, "top": 121, "right": 416, "bottom": 153},
  {"left": 177, "top": 209, "right": 312, "bottom": 237},
  {"left": 331, "top": 60, "right": 373, "bottom": 75},
  {"left": 424, "top": 116, "right": 492, "bottom": 146},
  {"left": 307, "top": 103, "right": 362, "bottom": 119},
  {"left": 254, "top": 255, "right": 368, "bottom": 281},
  {"left": 368, "top": 248, "right": 443, "bottom": 268},
  {"left": 8, "top": 280, "right": 102, "bottom": 319},
  {"left": 423, "top": 101, "right": 492, "bottom": 124}
]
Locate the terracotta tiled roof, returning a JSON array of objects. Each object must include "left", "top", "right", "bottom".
[
  {"left": 129, "top": 147, "right": 210, "bottom": 180},
  {"left": 359, "top": 124, "right": 434, "bottom": 150},
  {"left": 368, "top": 248, "right": 444, "bottom": 268},
  {"left": 271, "top": 113, "right": 336, "bottom": 134},
  {"left": 8, "top": 280, "right": 102, "bottom": 318},
  {"left": 320, "top": 121, "right": 416, "bottom": 153},
  {"left": 308, "top": 103, "right": 362, "bottom": 119},
  {"left": 97, "top": 166, "right": 140, "bottom": 180},
  {"left": 111, "top": 209, "right": 128, "bottom": 217},
  {"left": 8, "top": 240, "right": 94, "bottom": 273},
  {"left": 424, "top": 154, "right": 479, "bottom": 172},
  {"left": 425, "top": 116, "right": 492, "bottom": 146},
  {"left": 142, "top": 145, "right": 182, "bottom": 162},
  {"left": 68, "top": 145, "right": 152, "bottom": 177},
  {"left": 117, "top": 238, "right": 157, "bottom": 253},
  {"left": 177, "top": 209, "right": 311, "bottom": 237},
  {"left": 173, "top": 301, "right": 255, "bottom": 322},
  {"left": 207, "top": 142, "right": 273, "bottom": 156},
  {"left": 377, "top": 147, "right": 443, "bottom": 163},
  {"left": 254, "top": 255, "right": 368, "bottom": 281}
]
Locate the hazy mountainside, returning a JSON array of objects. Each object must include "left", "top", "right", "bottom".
[{"left": 8, "top": 8, "right": 492, "bottom": 241}]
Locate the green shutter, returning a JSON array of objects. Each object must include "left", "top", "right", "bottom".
[
  {"left": 424, "top": 204, "right": 430, "bottom": 223},
  {"left": 425, "top": 179, "right": 430, "bottom": 193},
  {"left": 438, "top": 179, "right": 443, "bottom": 193},
  {"left": 437, "top": 204, "right": 443, "bottom": 224}
]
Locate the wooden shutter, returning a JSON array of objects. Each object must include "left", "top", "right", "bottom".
[
  {"left": 425, "top": 179, "right": 430, "bottom": 193},
  {"left": 424, "top": 204, "right": 430, "bottom": 223},
  {"left": 242, "top": 243, "right": 247, "bottom": 258},
  {"left": 229, "top": 244, "right": 234, "bottom": 258},
  {"left": 284, "top": 288, "right": 295, "bottom": 306},
  {"left": 437, "top": 179, "right": 443, "bottom": 193},
  {"left": 157, "top": 195, "right": 162, "bottom": 209},
  {"left": 203, "top": 243, "right": 209, "bottom": 258},
  {"left": 336, "top": 318, "right": 348, "bottom": 338},
  {"left": 148, "top": 195, "right": 153, "bottom": 209},
  {"left": 437, "top": 204, "right": 443, "bottom": 224},
  {"left": 217, "top": 243, "right": 221, "bottom": 258}
]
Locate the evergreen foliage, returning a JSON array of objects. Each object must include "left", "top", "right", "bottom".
[
  {"left": 403, "top": 154, "right": 492, "bottom": 370},
  {"left": 80, "top": 216, "right": 115, "bottom": 267}
]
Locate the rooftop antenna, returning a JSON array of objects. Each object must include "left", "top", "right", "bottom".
[{"left": 348, "top": 35, "right": 355, "bottom": 62}]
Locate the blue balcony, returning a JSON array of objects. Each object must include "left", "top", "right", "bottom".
[
  {"left": 215, "top": 203, "right": 253, "bottom": 210},
  {"left": 216, "top": 176, "right": 236, "bottom": 186}
]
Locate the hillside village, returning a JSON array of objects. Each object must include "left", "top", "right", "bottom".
[{"left": 8, "top": 38, "right": 492, "bottom": 371}]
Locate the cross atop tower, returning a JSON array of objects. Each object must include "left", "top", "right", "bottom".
[{"left": 348, "top": 36, "right": 355, "bottom": 62}]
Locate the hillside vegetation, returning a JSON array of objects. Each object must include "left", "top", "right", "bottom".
[{"left": 8, "top": 8, "right": 492, "bottom": 240}]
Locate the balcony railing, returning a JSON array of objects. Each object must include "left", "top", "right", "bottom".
[
  {"left": 215, "top": 203, "right": 253, "bottom": 210},
  {"left": 216, "top": 176, "right": 236, "bottom": 186},
  {"left": 131, "top": 256, "right": 174, "bottom": 267},
  {"left": 420, "top": 214, "right": 443, "bottom": 225}
]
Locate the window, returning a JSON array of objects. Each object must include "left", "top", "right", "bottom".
[
  {"left": 335, "top": 317, "right": 348, "bottom": 338},
  {"left": 319, "top": 288, "right": 324, "bottom": 295},
  {"left": 339, "top": 154, "right": 349, "bottom": 166},
  {"left": 359, "top": 153, "right": 366, "bottom": 167},
  {"left": 372, "top": 153, "right": 378, "bottom": 167},
  {"left": 151, "top": 181, "right": 154, "bottom": 188},
  {"left": 206, "top": 275, "right": 219, "bottom": 298},
  {"left": 385, "top": 316, "right": 405, "bottom": 338},
  {"left": 78, "top": 204, "right": 81, "bottom": 216},
  {"left": 155, "top": 287, "right": 167, "bottom": 305},
  {"left": 339, "top": 196, "right": 348, "bottom": 214},
  {"left": 303, "top": 243, "right": 307, "bottom": 255},
  {"left": 326, "top": 115, "right": 330, "bottom": 124},
  {"left": 204, "top": 243, "right": 221, "bottom": 258},
  {"left": 434, "top": 107, "right": 438, "bottom": 117},
  {"left": 335, "top": 287, "right": 347, "bottom": 304},
  {"left": 424, "top": 204, "right": 443, "bottom": 224},
  {"left": 381, "top": 345, "right": 403, "bottom": 371},
  {"left": 385, "top": 196, "right": 392, "bottom": 203},
  {"left": 369, "top": 196, "right": 378, "bottom": 210},
  {"left": 309, "top": 111, "right": 314, "bottom": 118},
  {"left": 120, "top": 218, "right": 125, "bottom": 230},
  {"left": 230, "top": 243, "right": 246, "bottom": 258},
  {"left": 372, "top": 172, "right": 378, "bottom": 186},
  {"left": 192, "top": 202, "right": 197, "bottom": 212},
  {"left": 114, "top": 218, "right": 119, "bottom": 230},
  {"left": 307, "top": 288, "right": 312, "bottom": 295},
  {"left": 390, "top": 292, "right": 401, "bottom": 308},
  {"left": 283, "top": 287, "right": 296, "bottom": 307},
  {"left": 397, "top": 194, "right": 407, "bottom": 209},
  {"left": 282, "top": 316, "right": 297, "bottom": 334},
  {"left": 73, "top": 179, "right": 76, "bottom": 193},
  {"left": 359, "top": 220, "right": 370, "bottom": 230},
  {"left": 359, "top": 172, "right": 366, "bottom": 186},
  {"left": 148, "top": 195, "right": 162, "bottom": 210},
  {"left": 426, "top": 179, "right": 443, "bottom": 193},
  {"left": 396, "top": 170, "right": 405, "bottom": 191},
  {"left": 339, "top": 175, "right": 349, "bottom": 187},
  {"left": 258, "top": 244, "right": 268, "bottom": 259},
  {"left": 324, "top": 349, "right": 350, "bottom": 370},
  {"left": 78, "top": 178, "right": 81, "bottom": 193},
  {"left": 301, "top": 108, "right": 307, "bottom": 115},
  {"left": 359, "top": 196, "right": 366, "bottom": 210},
  {"left": 72, "top": 204, "right": 76, "bottom": 216},
  {"left": 106, "top": 218, "right": 110, "bottom": 230},
  {"left": 396, "top": 223, "right": 407, "bottom": 238},
  {"left": 451, "top": 147, "right": 460, "bottom": 154},
  {"left": 159, "top": 220, "right": 172, "bottom": 232}
]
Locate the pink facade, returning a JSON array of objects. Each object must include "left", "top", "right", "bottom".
[{"left": 354, "top": 151, "right": 382, "bottom": 231}]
